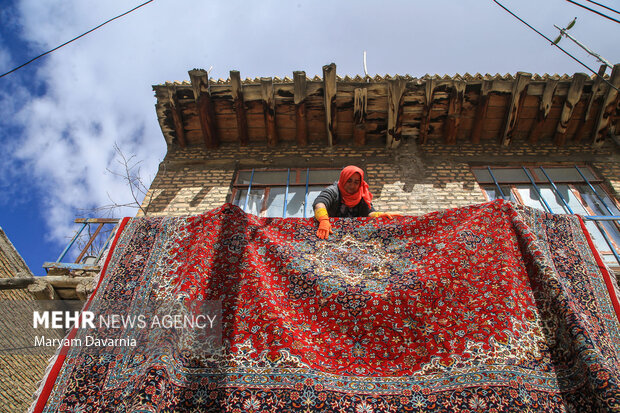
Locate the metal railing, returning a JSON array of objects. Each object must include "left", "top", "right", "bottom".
[
  {"left": 43, "top": 218, "right": 119, "bottom": 272},
  {"left": 486, "top": 166, "right": 620, "bottom": 267}
]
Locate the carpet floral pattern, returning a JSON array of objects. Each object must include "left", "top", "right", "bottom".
[{"left": 33, "top": 200, "right": 620, "bottom": 412}]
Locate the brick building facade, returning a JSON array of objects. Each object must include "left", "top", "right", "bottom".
[
  {"left": 143, "top": 65, "right": 620, "bottom": 269},
  {"left": 143, "top": 139, "right": 619, "bottom": 218}
]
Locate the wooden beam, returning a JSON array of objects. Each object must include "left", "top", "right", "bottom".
[
  {"left": 529, "top": 78, "right": 559, "bottom": 144},
  {"left": 74, "top": 218, "right": 119, "bottom": 224},
  {"left": 471, "top": 80, "right": 492, "bottom": 144},
  {"left": 28, "top": 280, "right": 58, "bottom": 300},
  {"left": 230, "top": 70, "right": 249, "bottom": 145},
  {"left": 554, "top": 73, "right": 587, "bottom": 146},
  {"left": 323, "top": 63, "right": 337, "bottom": 146},
  {"left": 387, "top": 77, "right": 408, "bottom": 148},
  {"left": 261, "top": 77, "right": 278, "bottom": 146},
  {"left": 592, "top": 63, "right": 620, "bottom": 147},
  {"left": 0, "top": 277, "right": 35, "bottom": 290},
  {"left": 166, "top": 87, "right": 186, "bottom": 148},
  {"left": 353, "top": 87, "right": 367, "bottom": 146},
  {"left": 75, "top": 223, "right": 103, "bottom": 264},
  {"left": 188, "top": 69, "right": 219, "bottom": 148},
  {"left": 500, "top": 72, "right": 531, "bottom": 146},
  {"left": 576, "top": 65, "right": 607, "bottom": 141},
  {"left": 419, "top": 78, "right": 436, "bottom": 144},
  {"left": 293, "top": 71, "right": 308, "bottom": 146},
  {"left": 444, "top": 80, "right": 466, "bottom": 144}
]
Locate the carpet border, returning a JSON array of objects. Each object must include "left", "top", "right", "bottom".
[
  {"left": 31, "top": 217, "right": 131, "bottom": 413},
  {"left": 577, "top": 215, "right": 620, "bottom": 324}
]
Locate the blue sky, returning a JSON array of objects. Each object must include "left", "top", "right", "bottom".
[{"left": 0, "top": 0, "right": 618, "bottom": 275}]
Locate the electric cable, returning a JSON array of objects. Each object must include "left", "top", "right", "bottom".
[
  {"left": 565, "top": 0, "right": 620, "bottom": 24},
  {"left": 0, "top": 0, "right": 154, "bottom": 79},
  {"left": 584, "top": 0, "right": 620, "bottom": 16},
  {"left": 493, "top": 0, "right": 618, "bottom": 92}
]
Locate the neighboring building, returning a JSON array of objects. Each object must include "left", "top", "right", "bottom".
[
  {"left": 146, "top": 64, "right": 620, "bottom": 271},
  {"left": 0, "top": 227, "right": 47, "bottom": 413}
]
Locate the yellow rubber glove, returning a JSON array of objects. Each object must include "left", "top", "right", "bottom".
[
  {"left": 314, "top": 207, "right": 333, "bottom": 239},
  {"left": 369, "top": 211, "right": 399, "bottom": 219}
]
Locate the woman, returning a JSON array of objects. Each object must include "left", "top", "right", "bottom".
[{"left": 313, "top": 165, "right": 394, "bottom": 239}]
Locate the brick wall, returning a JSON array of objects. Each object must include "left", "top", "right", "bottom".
[
  {"left": 142, "top": 138, "right": 620, "bottom": 217},
  {"left": 0, "top": 228, "right": 48, "bottom": 413}
]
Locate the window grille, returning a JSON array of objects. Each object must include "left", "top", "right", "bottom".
[
  {"left": 473, "top": 165, "right": 620, "bottom": 267},
  {"left": 231, "top": 168, "right": 341, "bottom": 218}
]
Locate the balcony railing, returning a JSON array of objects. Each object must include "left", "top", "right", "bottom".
[{"left": 43, "top": 218, "right": 120, "bottom": 272}]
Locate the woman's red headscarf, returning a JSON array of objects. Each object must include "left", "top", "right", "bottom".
[{"left": 337, "top": 165, "right": 373, "bottom": 208}]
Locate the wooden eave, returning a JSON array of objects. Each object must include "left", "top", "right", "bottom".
[{"left": 153, "top": 64, "right": 620, "bottom": 149}]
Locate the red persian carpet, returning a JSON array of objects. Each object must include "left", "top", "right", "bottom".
[{"left": 32, "top": 200, "right": 620, "bottom": 412}]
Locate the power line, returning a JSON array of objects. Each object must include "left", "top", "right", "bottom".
[
  {"left": 584, "top": 0, "right": 620, "bottom": 16},
  {"left": 0, "top": 0, "right": 154, "bottom": 79},
  {"left": 565, "top": 0, "right": 620, "bottom": 24},
  {"left": 492, "top": 0, "right": 618, "bottom": 92}
]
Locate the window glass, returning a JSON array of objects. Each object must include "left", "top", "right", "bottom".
[
  {"left": 579, "top": 184, "right": 620, "bottom": 252},
  {"left": 489, "top": 168, "right": 529, "bottom": 183},
  {"left": 233, "top": 170, "right": 340, "bottom": 218},
  {"left": 537, "top": 185, "right": 572, "bottom": 214},
  {"left": 474, "top": 168, "right": 530, "bottom": 184},
  {"left": 476, "top": 167, "right": 619, "bottom": 267},
  {"left": 236, "top": 170, "right": 291, "bottom": 185},
  {"left": 286, "top": 187, "right": 309, "bottom": 218},
  {"left": 232, "top": 188, "right": 264, "bottom": 216},
  {"left": 472, "top": 169, "right": 492, "bottom": 184},
  {"left": 532, "top": 167, "right": 597, "bottom": 183},
  {"left": 306, "top": 186, "right": 327, "bottom": 213},
  {"left": 264, "top": 187, "right": 307, "bottom": 218},
  {"left": 308, "top": 170, "right": 341, "bottom": 184},
  {"left": 515, "top": 185, "right": 547, "bottom": 211},
  {"left": 578, "top": 184, "right": 620, "bottom": 216},
  {"left": 482, "top": 185, "right": 515, "bottom": 202}
]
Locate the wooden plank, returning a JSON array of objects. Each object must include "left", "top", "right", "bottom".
[
  {"left": 529, "top": 78, "right": 559, "bottom": 144},
  {"left": 592, "top": 63, "right": 620, "bottom": 147},
  {"left": 0, "top": 277, "right": 35, "bottom": 290},
  {"left": 293, "top": 71, "right": 308, "bottom": 146},
  {"left": 166, "top": 87, "right": 186, "bottom": 147},
  {"left": 323, "top": 63, "right": 337, "bottom": 146},
  {"left": 188, "top": 69, "right": 219, "bottom": 148},
  {"left": 230, "top": 70, "right": 249, "bottom": 145},
  {"left": 471, "top": 80, "right": 492, "bottom": 143},
  {"left": 575, "top": 65, "right": 607, "bottom": 141},
  {"left": 28, "top": 280, "right": 58, "bottom": 300},
  {"left": 500, "top": 72, "right": 531, "bottom": 146},
  {"left": 420, "top": 78, "right": 436, "bottom": 144},
  {"left": 554, "top": 73, "right": 587, "bottom": 145},
  {"left": 444, "top": 80, "right": 466, "bottom": 144},
  {"left": 261, "top": 77, "right": 278, "bottom": 146},
  {"left": 353, "top": 87, "right": 367, "bottom": 146},
  {"left": 386, "top": 77, "right": 408, "bottom": 148},
  {"left": 74, "top": 218, "right": 119, "bottom": 224},
  {"left": 75, "top": 223, "right": 103, "bottom": 264}
]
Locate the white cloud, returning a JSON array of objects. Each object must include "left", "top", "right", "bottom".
[{"left": 1, "top": 0, "right": 618, "bottom": 246}]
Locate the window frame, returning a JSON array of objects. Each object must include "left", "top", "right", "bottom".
[
  {"left": 230, "top": 167, "right": 342, "bottom": 218},
  {"left": 472, "top": 165, "right": 620, "bottom": 267}
]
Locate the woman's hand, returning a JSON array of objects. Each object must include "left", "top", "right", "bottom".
[
  {"left": 317, "top": 218, "right": 333, "bottom": 239},
  {"left": 314, "top": 206, "right": 333, "bottom": 239}
]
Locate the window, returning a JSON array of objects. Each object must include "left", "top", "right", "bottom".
[
  {"left": 231, "top": 168, "right": 341, "bottom": 218},
  {"left": 473, "top": 165, "right": 620, "bottom": 267}
]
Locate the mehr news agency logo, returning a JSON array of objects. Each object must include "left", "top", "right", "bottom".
[{"left": 32, "top": 303, "right": 220, "bottom": 349}]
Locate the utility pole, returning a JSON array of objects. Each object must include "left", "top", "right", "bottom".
[{"left": 553, "top": 18, "right": 613, "bottom": 69}]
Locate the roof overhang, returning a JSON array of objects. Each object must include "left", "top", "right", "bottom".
[{"left": 152, "top": 64, "right": 620, "bottom": 150}]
